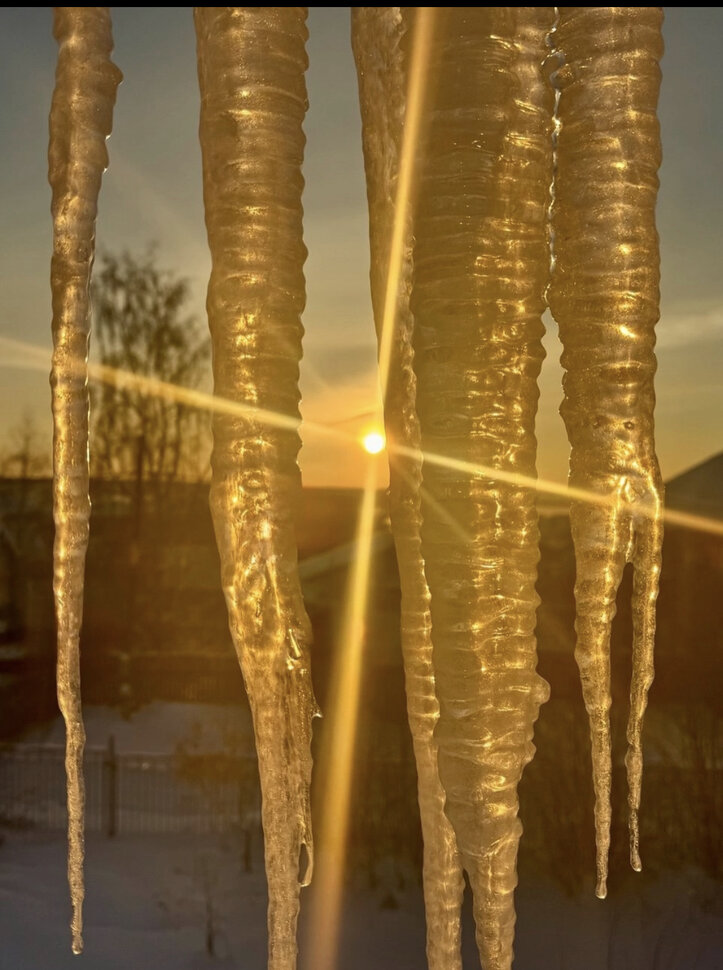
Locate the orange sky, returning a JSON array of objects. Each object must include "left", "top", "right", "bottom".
[{"left": 0, "top": 7, "right": 721, "bottom": 489}]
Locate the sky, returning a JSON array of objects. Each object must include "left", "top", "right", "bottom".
[{"left": 0, "top": 7, "right": 721, "bottom": 488}]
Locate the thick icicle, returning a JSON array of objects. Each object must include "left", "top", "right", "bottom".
[
  {"left": 48, "top": 7, "right": 121, "bottom": 954},
  {"left": 548, "top": 7, "right": 664, "bottom": 897},
  {"left": 410, "top": 9, "right": 553, "bottom": 969},
  {"left": 352, "top": 9, "right": 465, "bottom": 969},
  {"left": 194, "top": 9, "right": 317, "bottom": 970}
]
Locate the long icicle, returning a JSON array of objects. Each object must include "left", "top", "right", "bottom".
[
  {"left": 194, "top": 9, "right": 317, "bottom": 970},
  {"left": 351, "top": 9, "right": 465, "bottom": 969},
  {"left": 48, "top": 7, "right": 121, "bottom": 954},
  {"left": 548, "top": 6, "right": 665, "bottom": 897},
  {"left": 410, "top": 9, "right": 554, "bottom": 968}
]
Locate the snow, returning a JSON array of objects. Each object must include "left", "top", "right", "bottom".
[
  {"left": 0, "top": 830, "right": 721, "bottom": 970},
  {"left": 4, "top": 704, "right": 721, "bottom": 969},
  {"left": 23, "top": 702, "right": 255, "bottom": 757},
  {"left": 7, "top": 703, "right": 257, "bottom": 836}
]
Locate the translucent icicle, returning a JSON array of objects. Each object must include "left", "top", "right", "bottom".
[
  {"left": 194, "top": 9, "right": 317, "bottom": 970},
  {"left": 548, "top": 7, "right": 665, "bottom": 897},
  {"left": 410, "top": 9, "right": 553, "bottom": 969},
  {"left": 351, "top": 9, "right": 465, "bottom": 969},
  {"left": 48, "top": 7, "right": 121, "bottom": 954}
]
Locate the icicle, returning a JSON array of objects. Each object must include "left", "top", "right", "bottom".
[
  {"left": 409, "top": 9, "right": 554, "bottom": 969},
  {"left": 194, "top": 9, "right": 317, "bottom": 970},
  {"left": 351, "top": 9, "right": 465, "bottom": 969},
  {"left": 48, "top": 7, "right": 121, "bottom": 954},
  {"left": 548, "top": 7, "right": 665, "bottom": 898}
]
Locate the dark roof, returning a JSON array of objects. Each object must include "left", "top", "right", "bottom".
[{"left": 665, "top": 452, "right": 723, "bottom": 518}]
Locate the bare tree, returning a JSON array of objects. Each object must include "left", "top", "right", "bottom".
[
  {"left": 0, "top": 412, "right": 51, "bottom": 479},
  {"left": 90, "top": 248, "right": 211, "bottom": 491},
  {"left": 87, "top": 250, "right": 211, "bottom": 713}
]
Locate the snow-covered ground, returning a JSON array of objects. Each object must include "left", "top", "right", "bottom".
[
  {"left": 22, "top": 702, "right": 255, "bottom": 757},
  {"left": 2, "top": 703, "right": 721, "bottom": 969},
  {"left": 1, "top": 829, "right": 721, "bottom": 970}
]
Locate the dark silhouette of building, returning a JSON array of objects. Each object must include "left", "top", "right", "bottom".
[{"left": 0, "top": 455, "right": 720, "bottom": 738}]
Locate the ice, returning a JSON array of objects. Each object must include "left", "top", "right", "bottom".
[
  {"left": 194, "top": 9, "right": 318, "bottom": 970},
  {"left": 547, "top": 7, "right": 665, "bottom": 898},
  {"left": 351, "top": 8, "right": 465, "bottom": 969},
  {"left": 404, "top": 9, "right": 554, "bottom": 969},
  {"left": 48, "top": 6, "right": 121, "bottom": 953},
  {"left": 40, "top": 7, "right": 668, "bottom": 963}
]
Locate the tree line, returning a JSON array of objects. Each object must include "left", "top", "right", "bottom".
[{"left": 1, "top": 248, "right": 211, "bottom": 487}]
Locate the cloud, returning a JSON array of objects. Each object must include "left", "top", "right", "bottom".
[
  {"left": 310, "top": 342, "right": 379, "bottom": 383},
  {"left": 300, "top": 361, "right": 381, "bottom": 431},
  {"left": 657, "top": 302, "right": 723, "bottom": 349},
  {"left": 298, "top": 362, "right": 384, "bottom": 487}
]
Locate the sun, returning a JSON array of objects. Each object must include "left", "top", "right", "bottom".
[{"left": 361, "top": 430, "right": 386, "bottom": 454}]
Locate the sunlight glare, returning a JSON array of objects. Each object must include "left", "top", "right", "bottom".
[
  {"left": 2, "top": 334, "right": 722, "bottom": 538},
  {"left": 306, "top": 460, "right": 379, "bottom": 970},
  {"left": 306, "top": 9, "right": 437, "bottom": 970},
  {"left": 362, "top": 429, "right": 385, "bottom": 454}
]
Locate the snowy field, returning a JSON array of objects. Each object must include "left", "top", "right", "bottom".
[
  {"left": 2, "top": 829, "right": 721, "bottom": 970},
  {"left": 1, "top": 704, "right": 721, "bottom": 969},
  {"left": 21, "top": 702, "right": 255, "bottom": 756}
]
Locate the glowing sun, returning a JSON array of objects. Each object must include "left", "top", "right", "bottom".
[{"left": 361, "top": 430, "right": 386, "bottom": 454}]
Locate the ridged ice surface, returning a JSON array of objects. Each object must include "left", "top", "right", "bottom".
[
  {"left": 48, "top": 7, "right": 121, "bottom": 954},
  {"left": 194, "top": 9, "right": 317, "bottom": 970},
  {"left": 352, "top": 8, "right": 465, "bottom": 969},
  {"left": 410, "top": 9, "right": 553, "bottom": 969},
  {"left": 548, "top": 6, "right": 665, "bottom": 898}
]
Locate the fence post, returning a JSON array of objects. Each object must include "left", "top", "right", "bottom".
[{"left": 104, "top": 734, "right": 118, "bottom": 838}]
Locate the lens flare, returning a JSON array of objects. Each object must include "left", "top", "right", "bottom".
[
  {"left": 306, "top": 10, "right": 436, "bottom": 970},
  {"left": 2, "top": 336, "right": 722, "bottom": 538},
  {"left": 362, "top": 430, "right": 385, "bottom": 454}
]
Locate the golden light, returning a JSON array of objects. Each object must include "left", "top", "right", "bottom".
[
  {"left": 3, "top": 335, "right": 722, "bottom": 537},
  {"left": 361, "top": 429, "right": 385, "bottom": 454},
  {"left": 305, "top": 461, "right": 379, "bottom": 970},
  {"left": 307, "top": 10, "right": 437, "bottom": 970}
]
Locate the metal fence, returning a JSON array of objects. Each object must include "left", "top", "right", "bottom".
[
  {"left": 0, "top": 738, "right": 260, "bottom": 837},
  {"left": 6, "top": 732, "right": 717, "bottom": 892},
  {"left": 0, "top": 729, "right": 423, "bottom": 887}
]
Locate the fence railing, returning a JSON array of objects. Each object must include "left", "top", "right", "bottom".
[
  {"left": 0, "top": 737, "right": 260, "bottom": 838},
  {"left": 4, "top": 731, "right": 718, "bottom": 892}
]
